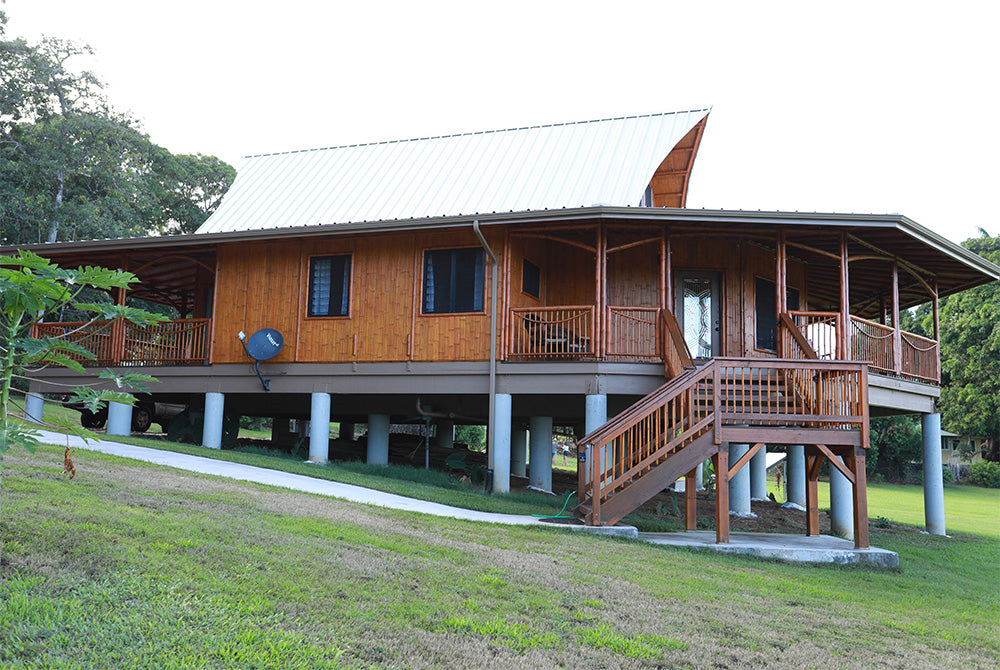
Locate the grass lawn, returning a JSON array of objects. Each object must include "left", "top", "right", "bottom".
[{"left": 2, "top": 443, "right": 998, "bottom": 669}]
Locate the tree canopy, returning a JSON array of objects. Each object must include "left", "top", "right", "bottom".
[{"left": 0, "top": 14, "right": 234, "bottom": 245}]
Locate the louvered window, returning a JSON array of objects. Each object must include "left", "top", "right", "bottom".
[{"left": 308, "top": 255, "right": 351, "bottom": 317}]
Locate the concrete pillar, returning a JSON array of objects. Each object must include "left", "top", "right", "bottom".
[
  {"left": 366, "top": 413, "right": 390, "bottom": 465},
  {"left": 528, "top": 415, "right": 554, "bottom": 492},
  {"left": 750, "top": 446, "right": 768, "bottom": 500},
  {"left": 728, "top": 443, "right": 752, "bottom": 515},
  {"left": 584, "top": 394, "right": 608, "bottom": 484},
  {"left": 434, "top": 419, "right": 455, "bottom": 449},
  {"left": 786, "top": 445, "right": 806, "bottom": 506},
  {"left": 511, "top": 427, "right": 528, "bottom": 478},
  {"left": 339, "top": 422, "right": 355, "bottom": 441},
  {"left": 492, "top": 394, "right": 512, "bottom": 494},
  {"left": 24, "top": 391, "right": 44, "bottom": 424},
  {"left": 922, "top": 412, "right": 946, "bottom": 535},
  {"left": 695, "top": 460, "right": 705, "bottom": 490},
  {"left": 107, "top": 401, "right": 132, "bottom": 437},
  {"left": 202, "top": 392, "right": 225, "bottom": 449},
  {"left": 829, "top": 455, "right": 854, "bottom": 540},
  {"left": 308, "top": 392, "right": 331, "bottom": 464}
]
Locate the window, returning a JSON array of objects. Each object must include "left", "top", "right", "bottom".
[
  {"left": 307, "top": 255, "right": 351, "bottom": 317},
  {"left": 423, "top": 248, "right": 485, "bottom": 314},
  {"left": 522, "top": 259, "right": 541, "bottom": 299},
  {"left": 755, "top": 277, "right": 800, "bottom": 351}
]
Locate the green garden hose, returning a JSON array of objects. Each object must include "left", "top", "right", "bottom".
[{"left": 532, "top": 490, "right": 576, "bottom": 519}]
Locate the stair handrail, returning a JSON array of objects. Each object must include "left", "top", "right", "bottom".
[
  {"left": 660, "top": 309, "right": 694, "bottom": 377},
  {"left": 577, "top": 361, "right": 714, "bottom": 451},
  {"left": 779, "top": 312, "right": 820, "bottom": 360}
]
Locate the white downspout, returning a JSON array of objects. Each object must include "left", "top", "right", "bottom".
[{"left": 472, "top": 220, "right": 498, "bottom": 485}]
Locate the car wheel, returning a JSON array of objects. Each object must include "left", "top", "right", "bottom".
[
  {"left": 80, "top": 409, "right": 107, "bottom": 429},
  {"left": 131, "top": 405, "right": 153, "bottom": 433}
]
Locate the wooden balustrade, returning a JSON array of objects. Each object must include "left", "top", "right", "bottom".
[
  {"left": 900, "top": 331, "right": 939, "bottom": 383},
  {"left": 783, "top": 310, "right": 840, "bottom": 359},
  {"left": 509, "top": 307, "right": 594, "bottom": 359},
  {"left": 32, "top": 319, "right": 210, "bottom": 366},
  {"left": 661, "top": 309, "right": 693, "bottom": 378},
  {"left": 850, "top": 316, "right": 895, "bottom": 376},
  {"left": 605, "top": 306, "right": 659, "bottom": 360}
]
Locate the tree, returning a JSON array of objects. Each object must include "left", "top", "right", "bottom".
[
  {"left": 1, "top": 251, "right": 163, "bottom": 510},
  {"left": 869, "top": 415, "right": 922, "bottom": 481},
  {"left": 0, "top": 15, "right": 234, "bottom": 243},
  {"left": 937, "top": 230, "right": 1000, "bottom": 460}
]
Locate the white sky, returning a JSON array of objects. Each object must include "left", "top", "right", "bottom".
[{"left": 6, "top": 0, "right": 999, "bottom": 244}]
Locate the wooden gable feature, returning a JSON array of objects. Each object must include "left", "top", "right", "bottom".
[{"left": 648, "top": 117, "right": 708, "bottom": 208}]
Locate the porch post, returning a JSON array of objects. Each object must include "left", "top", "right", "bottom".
[
  {"left": 776, "top": 230, "right": 787, "bottom": 356},
  {"left": 786, "top": 445, "right": 806, "bottom": 506},
  {"left": 201, "top": 392, "right": 224, "bottom": 448},
  {"left": 528, "top": 415, "right": 553, "bottom": 492},
  {"left": 932, "top": 278, "right": 941, "bottom": 382},
  {"left": 308, "top": 392, "right": 331, "bottom": 464},
  {"left": 660, "top": 229, "right": 669, "bottom": 311},
  {"left": 713, "top": 449, "right": 730, "bottom": 543},
  {"left": 366, "top": 413, "right": 390, "bottom": 465},
  {"left": 492, "top": 394, "right": 512, "bottom": 494},
  {"left": 891, "top": 261, "right": 902, "bottom": 374},
  {"left": 922, "top": 412, "right": 946, "bottom": 535},
  {"left": 24, "top": 390, "right": 44, "bottom": 424},
  {"left": 728, "top": 443, "right": 752, "bottom": 516},
  {"left": 749, "top": 446, "right": 768, "bottom": 500},
  {"left": 829, "top": 454, "right": 854, "bottom": 540},
  {"left": 510, "top": 426, "right": 527, "bottom": 478},
  {"left": 839, "top": 232, "right": 851, "bottom": 360}
]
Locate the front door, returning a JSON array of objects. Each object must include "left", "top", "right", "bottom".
[{"left": 675, "top": 272, "right": 721, "bottom": 359}]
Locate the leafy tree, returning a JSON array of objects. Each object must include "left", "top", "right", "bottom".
[
  {"left": 1, "top": 250, "right": 163, "bottom": 512},
  {"left": 0, "top": 15, "right": 234, "bottom": 243},
  {"left": 869, "top": 415, "right": 922, "bottom": 481},
  {"left": 937, "top": 230, "right": 999, "bottom": 460}
]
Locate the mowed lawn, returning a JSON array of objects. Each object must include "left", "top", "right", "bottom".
[{"left": 1, "top": 445, "right": 998, "bottom": 669}]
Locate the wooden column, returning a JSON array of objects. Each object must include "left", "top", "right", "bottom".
[
  {"left": 839, "top": 233, "right": 851, "bottom": 360},
  {"left": 685, "top": 468, "right": 697, "bottom": 531},
  {"left": 849, "top": 445, "right": 870, "bottom": 549},
  {"left": 713, "top": 449, "right": 729, "bottom": 544},
  {"left": 891, "top": 261, "right": 902, "bottom": 374},
  {"left": 932, "top": 277, "right": 941, "bottom": 383},
  {"left": 598, "top": 222, "right": 607, "bottom": 358},
  {"left": 776, "top": 230, "right": 788, "bottom": 356},
  {"left": 110, "top": 285, "right": 127, "bottom": 365},
  {"left": 805, "top": 446, "right": 821, "bottom": 536},
  {"left": 594, "top": 224, "right": 603, "bottom": 358},
  {"left": 661, "top": 229, "right": 670, "bottom": 310}
]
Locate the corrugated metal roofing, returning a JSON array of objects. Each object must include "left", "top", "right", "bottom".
[{"left": 196, "top": 108, "right": 712, "bottom": 234}]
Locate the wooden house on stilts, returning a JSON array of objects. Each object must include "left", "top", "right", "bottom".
[{"left": 13, "top": 108, "right": 999, "bottom": 547}]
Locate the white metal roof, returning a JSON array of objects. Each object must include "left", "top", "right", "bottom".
[{"left": 196, "top": 107, "right": 711, "bottom": 234}]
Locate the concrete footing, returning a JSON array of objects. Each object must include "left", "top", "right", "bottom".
[
  {"left": 786, "top": 445, "right": 805, "bottom": 506},
  {"left": 24, "top": 392, "right": 44, "bottom": 424},
  {"left": 492, "top": 394, "right": 512, "bottom": 494},
  {"left": 528, "top": 415, "right": 553, "bottom": 492},
  {"left": 829, "top": 455, "right": 854, "bottom": 540},
  {"left": 202, "top": 392, "right": 224, "bottom": 449},
  {"left": 922, "top": 412, "right": 946, "bottom": 535},
  {"left": 107, "top": 401, "right": 133, "bottom": 437},
  {"left": 729, "top": 443, "right": 752, "bottom": 515},
  {"left": 366, "top": 413, "right": 389, "bottom": 465},
  {"left": 308, "top": 392, "right": 331, "bottom": 464}
]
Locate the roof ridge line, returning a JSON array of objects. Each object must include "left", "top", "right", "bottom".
[{"left": 241, "top": 106, "right": 713, "bottom": 159}]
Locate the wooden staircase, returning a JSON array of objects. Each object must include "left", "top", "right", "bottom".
[{"left": 575, "top": 313, "right": 873, "bottom": 547}]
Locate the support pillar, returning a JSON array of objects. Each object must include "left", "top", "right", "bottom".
[
  {"left": 584, "top": 394, "right": 607, "bottom": 484},
  {"left": 695, "top": 460, "right": 705, "bottom": 490},
  {"left": 750, "top": 446, "right": 768, "bottom": 500},
  {"left": 202, "top": 392, "right": 224, "bottom": 448},
  {"left": 308, "top": 392, "right": 331, "bottom": 464},
  {"left": 510, "top": 427, "right": 527, "bottom": 478},
  {"left": 829, "top": 455, "right": 854, "bottom": 540},
  {"left": 922, "top": 412, "right": 946, "bottom": 535},
  {"left": 339, "top": 422, "right": 355, "bottom": 441},
  {"left": 492, "top": 394, "right": 512, "bottom": 494},
  {"left": 528, "top": 415, "right": 553, "bottom": 492},
  {"left": 107, "top": 401, "right": 133, "bottom": 437},
  {"left": 366, "top": 413, "right": 390, "bottom": 465},
  {"left": 434, "top": 419, "right": 455, "bottom": 449},
  {"left": 786, "top": 445, "right": 806, "bottom": 506},
  {"left": 24, "top": 391, "right": 44, "bottom": 424},
  {"left": 728, "top": 443, "right": 751, "bottom": 516}
]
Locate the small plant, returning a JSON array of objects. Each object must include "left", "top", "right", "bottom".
[{"left": 873, "top": 516, "right": 893, "bottom": 529}]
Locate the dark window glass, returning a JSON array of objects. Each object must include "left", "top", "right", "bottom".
[
  {"left": 522, "top": 259, "right": 540, "bottom": 299},
  {"left": 423, "top": 248, "right": 485, "bottom": 314},
  {"left": 308, "top": 255, "right": 351, "bottom": 317},
  {"left": 755, "top": 277, "right": 800, "bottom": 350}
]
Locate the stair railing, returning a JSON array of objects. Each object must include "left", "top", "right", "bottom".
[{"left": 660, "top": 309, "right": 694, "bottom": 378}]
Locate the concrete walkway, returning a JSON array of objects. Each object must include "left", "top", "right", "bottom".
[{"left": 38, "top": 431, "right": 899, "bottom": 567}]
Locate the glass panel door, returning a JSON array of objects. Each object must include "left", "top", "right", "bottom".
[{"left": 675, "top": 272, "right": 721, "bottom": 359}]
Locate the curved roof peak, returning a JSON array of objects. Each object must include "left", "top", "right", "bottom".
[{"left": 197, "top": 107, "right": 712, "bottom": 234}]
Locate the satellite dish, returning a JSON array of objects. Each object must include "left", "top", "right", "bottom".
[{"left": 246, "top": 328, "right": 284, "bottom": 361}]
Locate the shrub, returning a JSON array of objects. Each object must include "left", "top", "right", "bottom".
[{"left": 968, "top": 460, "right": 1000, "bottom": 488}]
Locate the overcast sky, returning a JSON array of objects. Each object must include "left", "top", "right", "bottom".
[{"left": 6, "top": 0, "right": 999, "bottom": 244}]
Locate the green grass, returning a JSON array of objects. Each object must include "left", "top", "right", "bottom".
[{"left": 1, "top": 444, "right": 997, "bottom": 668}]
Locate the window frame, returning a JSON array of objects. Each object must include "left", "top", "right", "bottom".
[
  {"left": 305, "top": 253, "right": 353, "bottom": 319},
  {"left": 754, "top": 275, "right": 800, "bottom": 353},
  {"left": 420, "top": 246, "right": 487, "bottom": 316}
]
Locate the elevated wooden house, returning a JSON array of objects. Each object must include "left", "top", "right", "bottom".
[{"left": 14, "top": 108, "right": 999, "bottom": 547}]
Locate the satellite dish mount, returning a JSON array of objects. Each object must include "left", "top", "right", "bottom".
[{"left": 238, "top": 328, "right": 284, "bottom": 391}]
